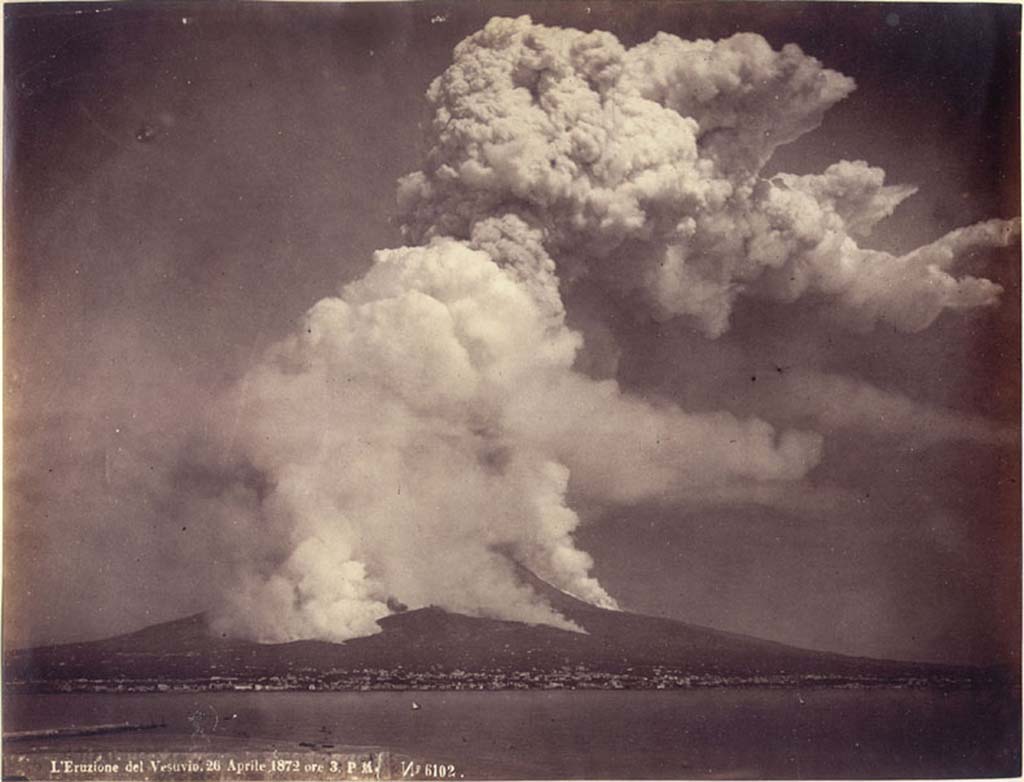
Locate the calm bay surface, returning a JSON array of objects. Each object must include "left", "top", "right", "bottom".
[{"left": 4, "top": 687, "right": 1019, "bottom": 779}]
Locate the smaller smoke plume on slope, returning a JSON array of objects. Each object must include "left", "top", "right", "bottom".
[{"left": 210, "top": 17, "right": 1018, "bottom": 643}]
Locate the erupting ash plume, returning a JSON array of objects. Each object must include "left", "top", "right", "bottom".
[
  {"left": 399, "top": 18, "right": 1019, "bottom": 337},
  {"left": 210, "top": 17, "right": 1018, "bottom": 643}
]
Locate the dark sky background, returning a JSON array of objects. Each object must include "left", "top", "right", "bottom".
[{"left": 4, "top": 0, "right": 1020, "bottom": 666}]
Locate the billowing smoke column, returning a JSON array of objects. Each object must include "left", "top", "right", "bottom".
[
  {"left": 399, "top": 18, "right": 1019, "bottom": 336},
  {"left": 210, "top": 17, "right": 1018, "bottom": 643}
]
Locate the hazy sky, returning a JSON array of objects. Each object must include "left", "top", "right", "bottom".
[{"left": 4, "top": 1, "right": 1020, "bottom": 666}]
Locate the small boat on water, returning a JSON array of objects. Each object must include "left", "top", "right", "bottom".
[{"left": 411, "top": 701, "right": 421, "bottom": 711}]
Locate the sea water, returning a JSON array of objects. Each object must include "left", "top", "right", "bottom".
[{"left": 3, "top": 687, "right": 1019, "bottom": 779}]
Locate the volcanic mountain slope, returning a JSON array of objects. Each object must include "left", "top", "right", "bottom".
[{"left": 4, "top": 574, "right": 992, "bottom": 689}]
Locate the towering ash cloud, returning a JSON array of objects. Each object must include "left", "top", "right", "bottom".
[
  {"left": 210, "top": 17, "right": 1017, "bottom": 642},
  {"left": 399, "top": 17, "right": 1019, "bottom": 337}
]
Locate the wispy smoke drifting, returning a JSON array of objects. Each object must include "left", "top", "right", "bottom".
[
  {"left": 770, "top": 370, "right": 1016, "bottom": 448},
  {"left": 210, "top": 17, "right": 1017, "bottom": 642}
]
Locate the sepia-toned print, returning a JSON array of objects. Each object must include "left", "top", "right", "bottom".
[{"left": 4, "top": 2, "right": 1020, "bottom": 779}]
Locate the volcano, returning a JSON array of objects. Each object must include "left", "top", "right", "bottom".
[{"left": 3, "top": 573, "right": 1000, "bottom": 693}]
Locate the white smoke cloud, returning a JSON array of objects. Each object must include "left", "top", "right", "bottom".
[
  {"left": 208, "top": 16, "right": 1016, "bottom": 643},
  {"left": 399, "top": 16, "right": 1019, "bottom": 338},
  {"left": 210, "top": 223, "right": 820, "bottom": 641}
]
